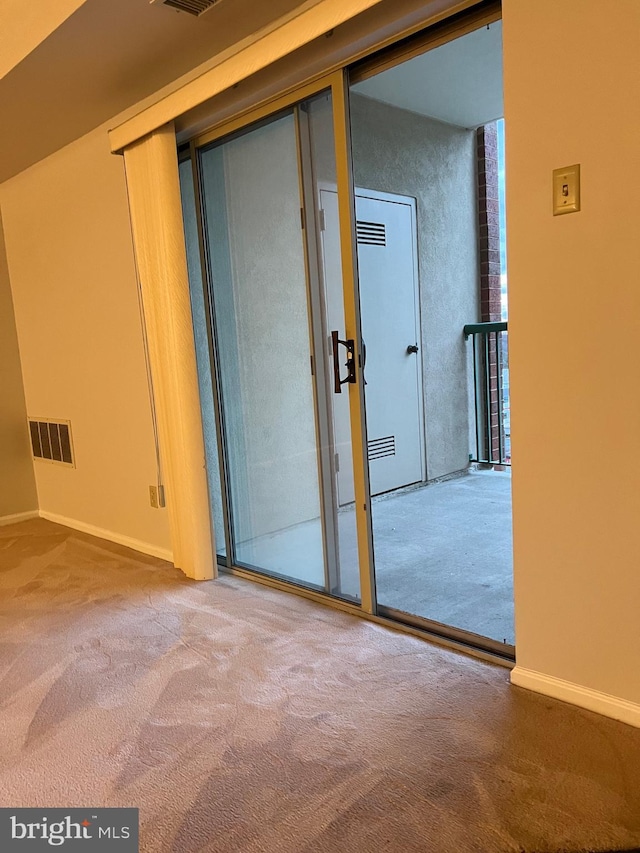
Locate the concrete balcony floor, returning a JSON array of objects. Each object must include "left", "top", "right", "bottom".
[
  {"left": 235, "top": 468, "right": 514, "bottom": 648},
  {"left": 371, "top": 468, "right": 514, "bottom": 646}
]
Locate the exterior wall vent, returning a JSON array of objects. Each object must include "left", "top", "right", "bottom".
[
  {"left": 356, "top": 220, "right": 386, "bottom": 246},
  {"left": 367, "top": 435, "right": 396, "bottom": 461},
  {"left": 150, "top": 0, "right": 221, "bottom": 16},
  {"left": 28, "top": 419, "right": 75, "bottom": 467}
]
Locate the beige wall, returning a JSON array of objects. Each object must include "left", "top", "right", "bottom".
[
  {"left": 505, "top": 0, "right": 640, "bottom": 703},
  {"left": 0, "top": 122, "right": 171, "bottom": 554},
  {"left": 0, "top": 209, "right": 38, "bottom": 517}
]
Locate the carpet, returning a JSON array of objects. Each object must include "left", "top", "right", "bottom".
[{"left": 1, "top": 518, "right": 640, "bottom": 853}]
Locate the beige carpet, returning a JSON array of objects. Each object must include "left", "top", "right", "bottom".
[{"left": 1, "top": 518, "right": 640, "bottom": 853}]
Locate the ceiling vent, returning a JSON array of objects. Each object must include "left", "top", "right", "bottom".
[{"left": 150, "top": 0, "right": 221, "bottom": 16}]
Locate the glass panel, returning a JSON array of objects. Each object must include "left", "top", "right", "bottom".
[
  {"left": 199, "top": 111, "right": 326, "bottom": 588},
  {"left": 349, "top": 22, "right": 514, "bottom": 647},
  {"left": 178, "top": 157, "right": 227, "bottom": 557},
  {"left": 299, "top": 92, "right": 361, "bottom": 602}
]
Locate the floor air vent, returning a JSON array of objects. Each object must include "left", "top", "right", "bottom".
[
  {"left": 29, "top": 419, "right": 74, "bottom": 467},
  {"left": 368, "top": 435, "right": 396, "bottom": 461},
  {"left": 151, "top": 0, "right": 221, "bottom": 16},
  {"left": 356, "top": 220, "right": 386, "bottom": 246}
]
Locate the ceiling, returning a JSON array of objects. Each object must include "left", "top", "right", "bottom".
[
  {"left": 0, "top": 0, "right": 307, "bottom": 183},
  {"left": 0, "top": 3, "right": 502, "bottom": 185},
  {"left": 0, "top": 0, "right": 85, "bottom": 79},
  {"left": 352, "top": 20, "right": 502, "bottom": 128}
]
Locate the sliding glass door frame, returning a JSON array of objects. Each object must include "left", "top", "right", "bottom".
[
  {"left": 344, "top": 5, "right": 514, "bottom": 659},
  {"left": 185, "top": 146, "right": 235, "bottom": 569},
  {"left": 181, "top": 19, "right": 514, "bottom": 663},
  {"left": 188, "top": 71, "right": 377, "bottom": 613}
]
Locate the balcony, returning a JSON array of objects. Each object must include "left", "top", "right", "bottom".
[{"left": 464, "top": 321, "right": 510, "bottom": 467}]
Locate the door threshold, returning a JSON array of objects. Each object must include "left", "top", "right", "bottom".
[
  {"left": 377, "top": 605, "right": 515, "bottom": 665},
  {"left": 219, "top": 562, "right": 515, "bottom": 669}
]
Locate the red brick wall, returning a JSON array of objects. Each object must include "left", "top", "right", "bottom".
[
  {"left": 476, "top": 122, "right": 503, "bottom": 464},
  {"left": 477, "top": 122, "right": 502, "bottom": 323}
]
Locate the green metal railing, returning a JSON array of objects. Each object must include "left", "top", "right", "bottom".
[{"left": 464, "top": 321, "right": 510, "bottom": 466}]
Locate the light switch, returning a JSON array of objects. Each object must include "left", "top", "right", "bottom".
[{"left": 553, "top": 164, "right": 580, "bottom": 215}]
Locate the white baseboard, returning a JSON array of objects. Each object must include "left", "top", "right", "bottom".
[
  {"left": 39, "top": 511, "right": 174, "bottom": 563},
  {"left": 511, "top": 666, "right": 640, "bottom": 729},
  {"left": 0, "top": 510, "right": 40, "bottom": 527}
]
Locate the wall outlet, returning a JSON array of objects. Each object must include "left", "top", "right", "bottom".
[{"left": 149, "top": 485, "right": 166, "bottom": 508}]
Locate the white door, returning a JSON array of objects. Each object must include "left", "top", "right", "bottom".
[{"left": 320, "top": 189, "right": 424, "bottom": 502}]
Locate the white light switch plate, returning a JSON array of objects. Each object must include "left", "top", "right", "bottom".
[{"left": 553, "top": 164, "right": 580, "bottom": 215}]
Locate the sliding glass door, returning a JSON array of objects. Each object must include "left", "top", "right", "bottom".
[
  {"left": 179, "top": 17, "right": 512, "bottom": 658},
  {"left": 181, "top": 82, "right": 364, "bottom": 603},
  {"left": 201, "top": 109, "right": 327, "bottom": 587},
  {"left": 347, "top": 19, "right": 514, "bottom": 654}
]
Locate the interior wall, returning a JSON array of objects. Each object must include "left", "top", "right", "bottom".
[
  {"left": 349, "top": 93, "right": 478, "bottom": 480},
  {"left": 0, "top": 122, "right": 171, "bottom": 554},
  {"left": 0, "top": 208, "right": 38, "bottom": 518},
  {"left": 504, "top": 0, "right": 640, "bottom": 705}
]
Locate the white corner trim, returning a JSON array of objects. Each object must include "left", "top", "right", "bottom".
[
  {"left": 0, "top": 510, "right": 40, "bottom": 527},
  {"left": 511, "top": 666, "right": 640, "bottom": 729},
  {"left": 38, "top": 511, "right": 174, "bottom": 563}
]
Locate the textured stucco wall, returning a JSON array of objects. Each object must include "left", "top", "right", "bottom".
[
  {"left": 350, "top": 93, "right": 479, "bottom": 480},
  {"left": 0, "top": 208, "right": 38, "bottom": 518}
]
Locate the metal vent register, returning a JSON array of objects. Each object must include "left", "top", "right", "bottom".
[
  {"left": 150, "top": 0, "right": 221, "bottom": 16},
  {"left": 29, "top": 419, "right": 74, "bottom": 466},
  {"left": 356, "top": 220, "right": 386, "bottom": 246},
  {"left": 367, "top": 435, "right": 396, "bottom": 461}
]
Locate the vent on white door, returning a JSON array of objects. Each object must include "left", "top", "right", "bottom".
[
  {"left": 368, "top": 435, "right": 396, "bottom": 461},
  {"left": 29, "top": 419, "right": 74, "bottom": 467},
  {"left": 356, "top": 220, "right": 386, "bottom": 246},
  {"left": 150, "top": 0, "right": 221, "bottom": 16}
]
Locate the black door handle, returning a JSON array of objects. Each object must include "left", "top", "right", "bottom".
[
  {"left": 406, "top": 344, "right": 419, "bottom": 354},
  {"left": 331, "top": 331, "right": 356, "bottom": 394},
  {"left": 361, "top": 337, "right": 367, "bottom": 385}
]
